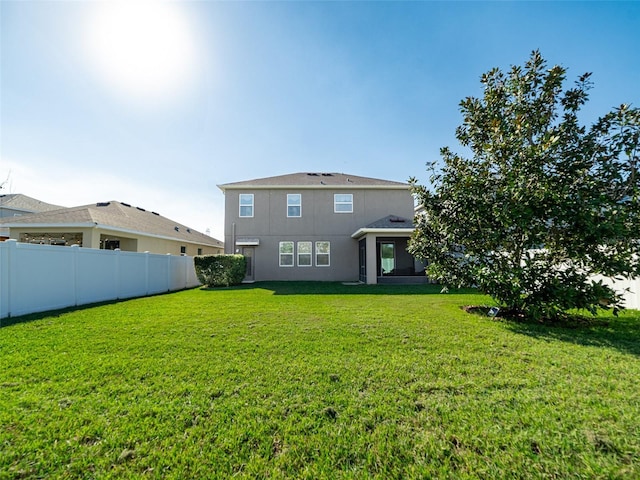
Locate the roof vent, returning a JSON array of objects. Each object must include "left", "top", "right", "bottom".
[
  {"left": 96, "top": 202, "right": 110, "bottom": 207},
  {"left": 307, "top": 173, "right": 319, "bottom": 176},
  {"left": 186, "top": 228, "right": 191, "bottom": 233},
  {"left": 174, "top": 226, "right": 179, "bottom": 232},
  {"left": 152, "top": 211, "right": 160, "bottom": 216},
  {"left": 136, "top": 206, "right": 146, "bottom": 212},
  {"left": 121, "top": 202, "right": 131, "bottom": 207},
  {"left": 390, "top": 217, "right": 406, "bottom": 223},
  {"left": 321, "top": 173, "right": 333, "bottom": 177}
]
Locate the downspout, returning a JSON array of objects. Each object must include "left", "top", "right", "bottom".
[{"left": 232, "top": 222, "right": 236, "bottom": 254}]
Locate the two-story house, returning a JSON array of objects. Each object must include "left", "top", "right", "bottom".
[{"left": 218, "top": 172, "right": 426, "bottom": 284}]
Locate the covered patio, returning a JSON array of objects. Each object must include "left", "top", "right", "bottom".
[{"left": 351, "top": 215, "right": 428, "bottom": 285}]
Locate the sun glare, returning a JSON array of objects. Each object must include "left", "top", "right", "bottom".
[{"left": 83, "top": 1, "right": 198, "bottom": 106}]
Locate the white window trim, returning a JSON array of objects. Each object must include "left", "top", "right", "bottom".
[
  {"left": 315, "top": 241, "right": 330, "bottom": 267},
  {"left": 239, "top": 194, "right": 254, "bottom": 218},
  {"left": 334, "top": 193, "right": 353, "bottom": 213},
  {"left": 279, "top": 241, "right": 294, "bottom": 267},
  {"left": 297, "top": 241, "right": 312, "bottom": 267},
  {"left": 287, "top": 194, "right": 302, "bottom": 218}
]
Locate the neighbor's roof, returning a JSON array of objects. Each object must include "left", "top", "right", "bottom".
[
  {"left": 218, "top": 172, "right": 409, "bottom": 191},
  {"left": 0, "top": 194, "right": 64, "bottom": 214},
  {"left": 0, "top": 201, "right": 223, "bottom": 247}
]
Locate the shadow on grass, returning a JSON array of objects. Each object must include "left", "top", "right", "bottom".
[
  {"left": 501, "top": 312, "right": 640, "bottom": 357},
  {"left": 0, "top": 289, "right": 197, "bottom": 329},
  {"left": 201, "top": 281, "right": 480, "bottom": 296},
  {"left": 0, "top": 300, "right": 122, "bottom": 329}
]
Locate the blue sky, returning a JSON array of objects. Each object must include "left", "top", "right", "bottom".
[{"left": 1, "top": 1, "right": 639, "bottom": 240}]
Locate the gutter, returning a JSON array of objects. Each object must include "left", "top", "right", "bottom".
[
  {"left": 218, "top": 184, "right": 410, "bottom": 192},
  {"left": 351, "top": 227, "right": 415, "bottom": 239}
]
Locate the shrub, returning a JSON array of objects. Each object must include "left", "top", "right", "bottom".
[{"left": 194, "top": 254, "right": 246, "bottom": 287}]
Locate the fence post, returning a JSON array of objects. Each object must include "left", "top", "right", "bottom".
[
  {"left": 115, "top": 248, "right": 121, "bottom": 299},
  {"left": 0, "top": 240, "right": 17, "bottom": 321},
  {"left": 71, "top": 244, "right": 79, "bottom": 306},
  {"left": 182, "top": 255, "right": 191, "bottom": 289},
  {"left": 144, "top": 251, "right": 150, "bottom": 295},
  {"left": 167, "top": 253, "right": 172, "bottom": 292}
]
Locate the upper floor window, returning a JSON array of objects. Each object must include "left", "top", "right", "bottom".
[
  {"left": 239, "top": 194, "right": 254, "bottom": 218},
  {"left": 287, "top": 194, "right": 301, "bottom": 217},
  {"left": 334, "top": 193, "right": 353, "bottom": 213}
]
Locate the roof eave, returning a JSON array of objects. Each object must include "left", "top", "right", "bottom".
[
  {"left": 3, "top": 222, "right": 223, "bottom": 248},
  {"left": 94, "top": 224, "right": 223, "bottom": 248},
  {"left": 351, "top": 228, "right": 415, "bottom": 239},
  {"left": 218, "top": 184, "right": 409, "bottom": 191},
  {"left": 0, "top": 222, "right": 97, "bottom": 228}
]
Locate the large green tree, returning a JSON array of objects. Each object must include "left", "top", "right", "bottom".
[{"left": 409, "top": 51, "right": 640, "bottom": 320}]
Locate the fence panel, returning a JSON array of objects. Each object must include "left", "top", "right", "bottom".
[
  {"left": 118, "top": 250, "right": 149, "bottom": 299},
  {"left": 592, "top": 274, "right": 640, "bottom": 311},
  {"left": 0, "top": 241, "right": 201, "bottom": 320},
  {"left": 148, "top": 254, "right": 171, "bottom": 294},
  {"left": 9, "top": 242, "right": 76, "bottom": 317},
  {"left": 76, "top": 247, "right": 119, "bottom": 305}
]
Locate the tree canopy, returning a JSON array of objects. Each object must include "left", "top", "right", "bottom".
[{"left": 409, "top": 51, "right": 640, "bottom": 320}]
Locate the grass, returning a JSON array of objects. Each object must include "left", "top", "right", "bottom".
[{"left": 1, "top": 282, "right": 640, "bottom": 479}]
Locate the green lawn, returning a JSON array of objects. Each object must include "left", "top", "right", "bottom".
[{"left": 2, "top": 282, "right": 640, "bottom": 479}]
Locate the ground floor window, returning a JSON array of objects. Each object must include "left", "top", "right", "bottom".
[
  {"left": 279, "top": 240, "right": 330, "bottom": 267},
  {"left": 297, "top": 241, "right": 312, "bottom": 266},
  {"left": 279, "top": 241, "right": 294, "bottom": 266},
  {"left": 315, "top": 241, "right": 330, "bottom": 266}
]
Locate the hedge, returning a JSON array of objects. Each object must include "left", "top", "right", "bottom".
[{"left": 194, "top": 254, "right": 247, "bottom": 287}]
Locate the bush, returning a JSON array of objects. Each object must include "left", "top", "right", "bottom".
[{"left": 194, "top": 254, "right": 246, "bottom": 287}]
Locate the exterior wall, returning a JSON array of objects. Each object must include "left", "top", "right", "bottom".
[
  {"left": 223, "top": 187, "right": 413, "bottom": 281},
  {"left": 0, "top": 240, "right": 200, "bottom": 319},
  {"left": 7, "top": 226, "right": 222, "bottom": 256},
  {"left": 128, "top": 234, "right": 222, "bottom": 256},
  {"left": 0, "top": 207, "right": 28, "bottom": 218}
]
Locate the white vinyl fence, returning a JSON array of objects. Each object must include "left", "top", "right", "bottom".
[
  {"left": 592, "top": 274, "right": 640, "bottom": 311},
  {"left": 0, "top": 240, "right": 201, "bottom": 320}
]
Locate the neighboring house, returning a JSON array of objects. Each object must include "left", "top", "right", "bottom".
[
  {"left": 218, "top": 172, "right": 426, "bottom": 284},
  {"left": 0, "top": 200, "right": 223, "bottom": 256},
  {"left": 0, "top": 194, "right": 65, "bottom": 239},
  {"left": 0, "top": 193, "right": 64, "bottom": 218}
]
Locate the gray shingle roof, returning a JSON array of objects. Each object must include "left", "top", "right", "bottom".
[
  {"left": 0, "top": 201, "right": 223, "bottom": 247},
  {"left": 364, "top": 215, "right": 415, "bottom": 229},
  {"left": 218, "top": 172, "right": 409, "bottom": 190},
  {"left": 0, "top": 194, "right": 64, "bottom": 213}
]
